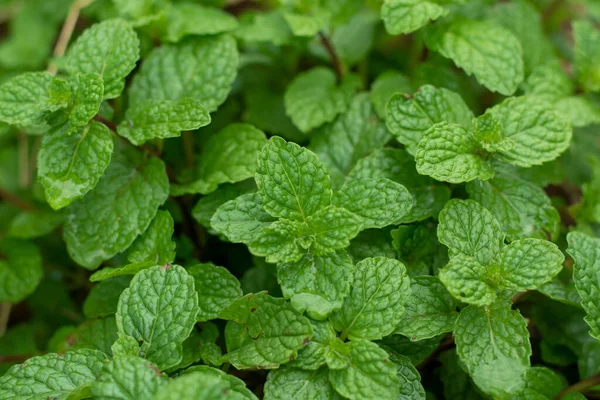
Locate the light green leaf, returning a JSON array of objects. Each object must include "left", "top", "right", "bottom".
[
  {"left": 307, "top": 206, "right": 363, "bottom": 255},
  {"left": 7, "top": 209, "right": 64, "bottom": 239},
  {"left": 284, "top": 68, "right": 360, "bottom": 133},
  {"left": 83, "top": 276, "right": 131, "bottom": 318},
  {"left": 454, "top": 301, "right": 531, "bottom": 397},
  {"left": 333, "top": 178, "right": 413, "bottom": 229},
  {"left": 38, "top": 121, "right": 113, "bottom": 210},
  {"left": 63, "top": 150, "right": 169, "bottom": 269},
  {"left": 381, "top": 0, "right": 448, "bottom": 35},
  {"left": 219, "top": 293, "right": 313, "bottom": 369},
  {"left": 424, "top": 18, "right": 524, "bottom": 95},
  {"left": 0, "top": 350, "right": 107, "bottom": 399},
  {"left": 309, "top": 93, "right": 390, "bottom": 188},
  {"left": 437, "top": 199, "right": 505, "bottom": 265},
  {"left": 386, "top": 350, "right": 426, "bottom": 400},
  {"left": 487, "top": 96, "right": 572, "bottom": 167},
  {"left": 0, "top": 72, "right": 66, "bottom": 126},
  {"left": 415, "top": 122, "right": 493, "bottom": 183},
  {"left": 118, "top": 98, "right": 211, "bottom": 145},
  {"left": 91, "top": 356, "right": 167, "bottom": 400},
  {"left": 116, "top": 265, "right": 199, "bottom": 370},
  {"left": 248, "top": 220, "right": 305, "bottom": 264},
  {"left": 67, "top": 316, "right": 118, "bottom": 356},
  {"left": 211, "top": 192, "right": 275, "bottom": 243},
  {"left": 514, "top": 366, "right": 566, "bottom": 400},
  {"left": 348, "top": 148, "right": 450, "bottom": 222},
  {"left": 192, "top": 182, "right": 255, "bottom": 228},
  {"left": 329, "top": 340, "right": 400, "bottom": 400},
  {"left": 369, "top": 70, "right": 412, "bottom": 119},
  {"left": 256, "top": 136, "right": 332, "bottom": 221},
  {"left": 330, "top": 257, "right": 411, "bottom": 340},
  {"left": 277, "top": 251, "right": 354, "bottom": 318},
  {"left": 283, "top": 10, "right": 330, "bottom": 37},
  {"left": 523, "top": 62, "right": 572, "bottom": 101},
  {"left": 126, "top": 210, "right": 176, "bottom": 265},
  {"left": 153, "top": 368, "right": 256, "bottom": 400},
  {"left": 264, "top": 367, "right": 341, "bottom": 400},
  {"left": 66, "top": 19, "right": 140, "bottom": 99},
  {"left": 386, "top": 85, "right": 473, "bottom": 155},
  {"left": 111, "top": 335, "right": 140, "bottom": 358},
  {"left": 129, "top": 34, "right": 238, "bottom": 112},
  {"left": 395, "top": 276, "right": 458, "bottom": 341},
  {"left": 188, "top": 263, "right": 242, "bottom": 322},
  {"left": 89, "top": 262, "right": 156, "bottom": 283},
  {"left": 166, "top": 3, "right": 238, "bottom": 42},
  {"left": 496, "top": 238, "right": 564, "bottom": 291},
  {"left": 472, "top": 112, "right": 514, "bottom": 153},
  {"left": 0, "top": 238, "right": 42, "bottom": 303},
  {"left": 68, "top": 73, "right": 104, "bottom": 129},
  {"left": 466, "top": 176, "right": 560, "bottom": 241},
  {"left": 438, "top": 253, "right": 497, "bottom": 306},
  {"left": 557, "top": 95, "right": 600, "bottom": 128},
  {"left": 235, "top": 10, "right": 292, "bottom": 45},
  {"left": 567, "top": 232, "right": 600, "bottom": 340},
  {"left": 574, "top": 20, "right": 600, "bottom": 92}
]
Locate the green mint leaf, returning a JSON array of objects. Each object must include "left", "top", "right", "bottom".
[
  {"left": 386, "top": 85, "right": 474, "bottom": 155},
  {"left": 235, "top": 10, "right": 292, "bottom": 45},
  {"left": 219, "top": 292, "right": 313, "bottom": 369},
  {"left": 415, "top": 122, "right": 493, "bottom": 183},
  {"left": 192, "top": 182, "right": 255, "bottom": 228},
  {"left": 329, "top": 340, "right": 400, "bottom": 400},
  {"left": 248, "top": 220, "right": 305, "bottom": 264},
  {"left": 330, "top": 257, "right": 411, "bottom": 340},
  {"left": 211, "top": 192, "right": 275, "bottom": 243},
  {"left": 166, "top": 3, "right": 239, "bottom": 43},
  {"left": 66, "top": 19, "right": 140, "bottom": 99},
  {"left": 424, "top": 18, "right": 524, "bottom": 95},
  {"left": 111, "top": 335, "right": 141, "bottom": 358},
  {"left": 38, "top": 121, "right": 113, "bottom": 210},
  {"left": 153, "top": 368, "right": 257, "bottom": 400},
  {"left": 487, "top": 96, "right": 572, "bottom": 167},
  {"left": 385, "top": 350, "right": 427, "bottom": 399},
  {"left": 188, "top": 263, "right": 243, "bottom": 322},
  {"left": 284, "top": 68, "right": 360, "bottom": 133},
  {"left": 567, "top": 232, "right": 600, "bottom": 340},
  {"left": 264, "top": 367, "right": 341, "bottom": 400},
  {"left": 369, "top": 70, "right": 413, "bottom": 119},
  {"left": 349, "top": 148, "right": 451, "bottom": 222},
  {"left": 573, "top": 20, "right": 600, "bottom": 92},
  {"left": 283, "top": 10, "right": 330, "bottom": 37},
  {"left": 437, "top": 199, "right": 504, "bottom": 265},
  {"left": 0, "top": 238, "right": 42, "bottom": 303},
  {"left": 0, "top": 350, "right": 107, "bottom": 399},
  {"left": 392, "top": 224, "right": 449, "bottom": 276},
  {"left": 395, "top": 275, "right": 459, "bottom": 341},
  {"left": 496, "top": 238, "right": 564, "bottom": 291},
  {"left": 277, "top": 250, "right": 354, "bottom": 318},
  {"left": 256, "top": 136, "right": 332, "bottom": 221},
  {"left": 116, "top": 265, "right": 199, "bottom": 370},
  {"left": 538, "top": 278, "right": 581, "bottom": 308},
  {"left": 63, "top": 151, "right": 169, "bottom": 269},
  {"left": 91, "top": 356, "right": 167, "bottom": 400},
  {"left": 454, "top": 301, "right": 531, "bottom": 397},
  {"left": 89, "top": 262, "right": 155, "bottom": 283},
  {"left": 523, "top": 62, "right": 573, "bottom": 101},
  {"left": 557, "top": 95, "right": 600, "bottom": 128},
  {"left": 378, "top": 335, "right": 442, "bottom": 366},
  {"left": 438, "top": 349, "right": 486, "bottom": 400},
  {"left": 117, "top": 98, "right": 211, "bottom": 145},
  {"left": 347, "top": 228, "right": 397, "bottom": 262},
  {"left": 381, "top": 0, "right": 448, "bottom": 35},
  {"left": 466, "top": 176, "right": 560, "bottom": 241},
  {"left": 7, "top": 209, "right": 64, "bottom": 239},
  {"left": 333, "top": 178, "right": 413, "bottom": 229},
  {"left": 289, "top": 320, "right": 337, "bottom": 370},
  {"left": 472, "top": 112, "right": 514, "bottom": 153},
  {"left": 306, "top": 206, "right": 363, "bottom": 255},
  {"left": 309, "top": 93, "right": 391, "bottom": 188},
  {"left": 129, "top": 34, "right": 238, "bottom": 112},
  {"left": 514, "top": 366, "right": 566, "bottom": 399},
  {"left": 67, "top": 73, "right": 104, "bottom": 130},
  {"left": 0, "top": 72, "right": 67, "bottom": 126},
  {"left": 127, "top": 210, "right": 176, "bottom": 265},
  {"left": 83, "top": 276, "right": 131, "bottom": 318},
  {"left": 438, "top": 253, "right": 497, "bottom": 306},
  {"left": 65, "top": 316, "right": 118, "bottom": 356}
]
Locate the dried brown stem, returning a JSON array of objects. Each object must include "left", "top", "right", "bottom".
[{"left": 319, "top": 32, "right": 344, "bottom": 81}]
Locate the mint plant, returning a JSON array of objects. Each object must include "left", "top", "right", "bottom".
[{"left": 0, "top": 0, "right": 599, "bottom": 399}]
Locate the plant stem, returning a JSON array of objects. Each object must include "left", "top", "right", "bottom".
[
  {"left": 0, "top": 188, "right": 36, "bottom": 211},
  {"left": 48, "top": 0, "right": 95, "bottom": 75},
  {"left": 18, "top": 131, "right": 28, "bottom": 188},
  {"left": 319, "top": 32, "right": 344, "bottom": 81},
  {"left": 556, "top": 373, "right": 600, "bottom": 399},
  {"left": 182, "top": 131, "right": 196, "bottom": 169},
  {"left": 0, "top": 302, "right": 12, "bottom": 337}
]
